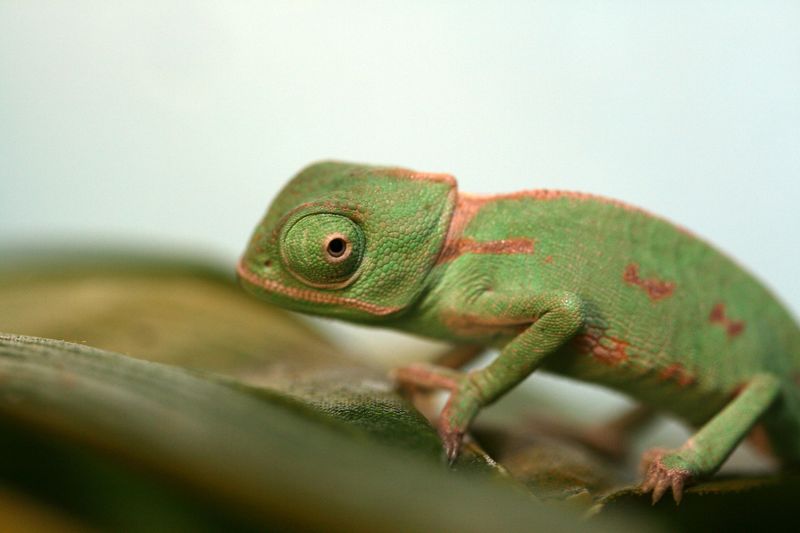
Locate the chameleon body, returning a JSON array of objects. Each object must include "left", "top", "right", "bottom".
[{"left": 238, "top": 161, "right": 800, "bottom": 503}]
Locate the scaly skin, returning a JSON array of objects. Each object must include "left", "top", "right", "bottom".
[{"left": 238, "top": 161, "right": 800, "bottom": 503}]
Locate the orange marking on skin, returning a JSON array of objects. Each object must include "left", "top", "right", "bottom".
[
  {"left": 727, "top": 322, "right": 745, "bottom": 336},
  {"left": 572, "top": 327, "right": 629, "bottom": 366},
  {"left": 437, "top": 237, "right": 536, "bottom": 264},
  {"left": 236, "top": 259, "right": 400, "bottom": 316},
  {"left": 623, "top": 263, "right": 676, "bottom": 301},
  {"left": 465, "top": 189, "right": 702, "bottom": 240},
  {"left": 709, "top": 303, "right": 746, "bottom": 338},
  {"left": 458, "top": 189, "right": 656, "bottom": 215},
  {"left": 544, "top": 255, "right": 554, "bottom": 264},
  {"left": 437, "top": 193, "right": 538, "bottom": 264},
  {"left": 658, "top": 363, "right": 696, "bottom": 388},
  {"left": 436, "top": 194, "right": 491, "bottom": 264}
]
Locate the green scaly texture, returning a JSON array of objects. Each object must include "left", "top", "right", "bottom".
[{"left": 404, "top": 196, "right": 800, "bottom": 421}]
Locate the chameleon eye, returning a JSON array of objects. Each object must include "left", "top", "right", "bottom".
[{"left": 280, "top": 214, "right": 365, "bottom": 287}]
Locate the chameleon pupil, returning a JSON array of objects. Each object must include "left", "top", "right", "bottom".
[{"left": 327, "top": 237, "right": 346, "bottom": 257}]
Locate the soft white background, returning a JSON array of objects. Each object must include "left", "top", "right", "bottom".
[{"left": 2, "top": 2, "right": 799, "bottom": 449}]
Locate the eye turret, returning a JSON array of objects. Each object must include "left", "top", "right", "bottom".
[{"left": 280, "top": 214, "right": 365, "bottom": 288}]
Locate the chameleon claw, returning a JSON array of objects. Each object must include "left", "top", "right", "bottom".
[
  {"left": 441, "top": 428, "right": 464, "bottom": 466},
  {"left": 651, "top": 476, "right": 670, "bottom": 505},
  {"left": 639, "top": 475, "right": 654, "bottom": 495},
  {"left": 672, "top": 476, "right": 685, "bottom": 506},
  {"left": 639, "top": 448, "right": 692, "bottom": 505},
  {"left": 438, "top": 397, "right": 468, "bottom": 465}
]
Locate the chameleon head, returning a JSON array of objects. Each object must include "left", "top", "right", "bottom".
[{"left": 237, "top": 161, "right": 457, "bottom": 322}]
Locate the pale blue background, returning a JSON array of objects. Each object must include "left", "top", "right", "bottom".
[
  {"left": 2, "top": 3, "right": 798, "bottom": 338},
  {"left": 2, "top": 2, "right": 798, "bottom": 315},
  {"left": 2, "top": 1, "right": 798, "bottom": 464}
]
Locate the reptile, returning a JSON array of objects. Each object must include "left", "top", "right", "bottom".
[{"left": 237, "top": 161, "right": 800, "bottom": 503}]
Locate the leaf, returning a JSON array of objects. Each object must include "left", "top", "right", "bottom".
[
  {"left": 0, "top": 333, "right": 610, "bottom": 532},
  {"left": 0, "top": 486, "right": 88, "bottom": 533},
  {"left": 0, "top": 249, "right": 337, "bottom": 374},
  {"left": 591, "top": 476, "right": 800, "bottom": 531},
  {"left": 474, "top": 424, "right": 619, "bottom": 501}
]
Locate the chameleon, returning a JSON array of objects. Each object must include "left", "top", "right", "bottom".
[{"left": 237, "top": 161, "right": 800, "bottom": 503}]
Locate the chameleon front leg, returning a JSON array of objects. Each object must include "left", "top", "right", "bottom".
[
  {"left": 394, "top": 291, "right": 584, "bottom": 462},
  {"left": 640, "top": 373, "right": 780, "bottom": 504}
]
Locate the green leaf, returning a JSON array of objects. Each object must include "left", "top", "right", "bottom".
[
  {"left": 474, "top": 424, "right": 619, "bottom": 501},
  {"left": 0, "top": 333, "right": 604, "bottom": 532},
  {"left": 0, "top": 249, "right": 337, "bottom": 374},
  {"left": 592, "top": 476, "right": 800, "bottom": 531}
]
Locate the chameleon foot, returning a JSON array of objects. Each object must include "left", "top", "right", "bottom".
[
  {"left": 393, "top": 363, "right": 483, "bottom": 463},
  {"left": 639, "top": 448, "right": 693, "bottom": 505}
]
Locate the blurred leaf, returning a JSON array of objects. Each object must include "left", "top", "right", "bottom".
[
  {"left": 0, "top": 415, "right": 258, "bottom": 532},
  {"left": 474, "top": 425, "right": 619, "bottom": 502},
  {"left": 0, "top": 333, "right": 611, "bottom": 532},
  {"left": 593, "top": 476, "right": 800, "bottom": 531},
  {"left": 0, "top": 485, "right": 89, "bottom": 533},
  {"left": 0, "top": 249, "right": 337, "bottom": 374}
]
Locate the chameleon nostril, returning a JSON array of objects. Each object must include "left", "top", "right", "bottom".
[{"left": 264, "top": 259, "right": 272, "bottom": 268}]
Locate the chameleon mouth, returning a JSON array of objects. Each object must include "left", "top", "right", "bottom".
[{"left": 235, "top": 258, "right": 400, "bottom": 316}]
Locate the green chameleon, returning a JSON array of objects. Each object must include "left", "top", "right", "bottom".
[{"left": 238, "top": 161, "right": 800, "bottom": 503}]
